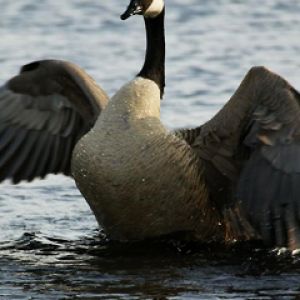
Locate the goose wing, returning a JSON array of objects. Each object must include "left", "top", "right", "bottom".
[
  {"left": 179, "top": 66, "right": 300, "bottom": 249},
  {"left": 0, "top": 59, "right": 108, "bottom": 183}
]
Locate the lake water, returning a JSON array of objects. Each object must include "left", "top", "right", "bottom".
[{"left": 0, "top": 0, "right": 300, "bottom": 299}]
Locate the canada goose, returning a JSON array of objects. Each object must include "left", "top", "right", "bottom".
[
  {"left": 0, "top": 0, "right": 299, "bottom": 250},
  {"left": 73, "top": 0, "right": 300, "bottom": 249}
]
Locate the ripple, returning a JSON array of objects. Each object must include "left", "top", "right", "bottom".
[{"left": 0, "top": 235, "right": 300, "bottom": 299}]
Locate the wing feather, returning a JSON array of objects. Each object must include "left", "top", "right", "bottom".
[
  {"left": 0, "top": 59, "right": 108, "bottom": 183},
  {"left": 23, "top": 133, "right": 50, "bottom": 181},
  {"left": 6, "top": 131, "right": 40, "bottom": 180},
  {"left": 179, "top": 66, "right": 300, "bottom": 248}
]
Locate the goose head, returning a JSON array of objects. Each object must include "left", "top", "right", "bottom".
[{"left": 121, "top": 0, "right": 165, "bottom": 20}]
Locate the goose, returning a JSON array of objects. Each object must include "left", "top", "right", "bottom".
[
  {"left": 74, "top": 0, "right": 300, "bottom": 250},
  {"left": 0, "top": 0, "right": 299, "bottom": 250}
]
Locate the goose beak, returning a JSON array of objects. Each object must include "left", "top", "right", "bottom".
[{"left": 121, "top": 0, "right": 143, "bottom": 20}]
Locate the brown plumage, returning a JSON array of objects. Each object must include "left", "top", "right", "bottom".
[
  {"left": 72, "top": 78, "right": 221, "bottom": 241},
  {"left": 0, "top": 60, "right": 108, "bottom": 183},
  {"left": 181, "top": 66, "right": 300, "bottom": 249}
]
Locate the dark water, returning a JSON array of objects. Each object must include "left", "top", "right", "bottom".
[
  {"left": 1, "top": 237, "right": 300, "bottom": 300},
  {"left": 0, "top": 0, "right": 300, "bottom": 299}
]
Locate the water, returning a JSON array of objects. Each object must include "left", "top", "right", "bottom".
[{"left": 0, "top": 0, "right": 300, "bottom": 299}]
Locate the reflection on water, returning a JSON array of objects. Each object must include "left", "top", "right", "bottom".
[
  {"left": 1, "top": 0, "right": 300, "bottom": 299},
  {"left": 1, "top": 234, "right": 300, "bottom": 300}
]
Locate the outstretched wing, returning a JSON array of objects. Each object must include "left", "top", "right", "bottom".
[
  {"left": 0, "top": 60, "right": 108, "bottom": 183},
  {"left": 180, "top": 66, "right": 300, "bottom": 249}
]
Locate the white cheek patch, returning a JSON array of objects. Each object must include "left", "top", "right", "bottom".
[{"left": 144, "top": 0, "right": 164, "bottom": 18}]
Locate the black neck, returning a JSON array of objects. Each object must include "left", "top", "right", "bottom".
[{"left": 138, "top": 9, "right": 165, "bottom": 99}]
